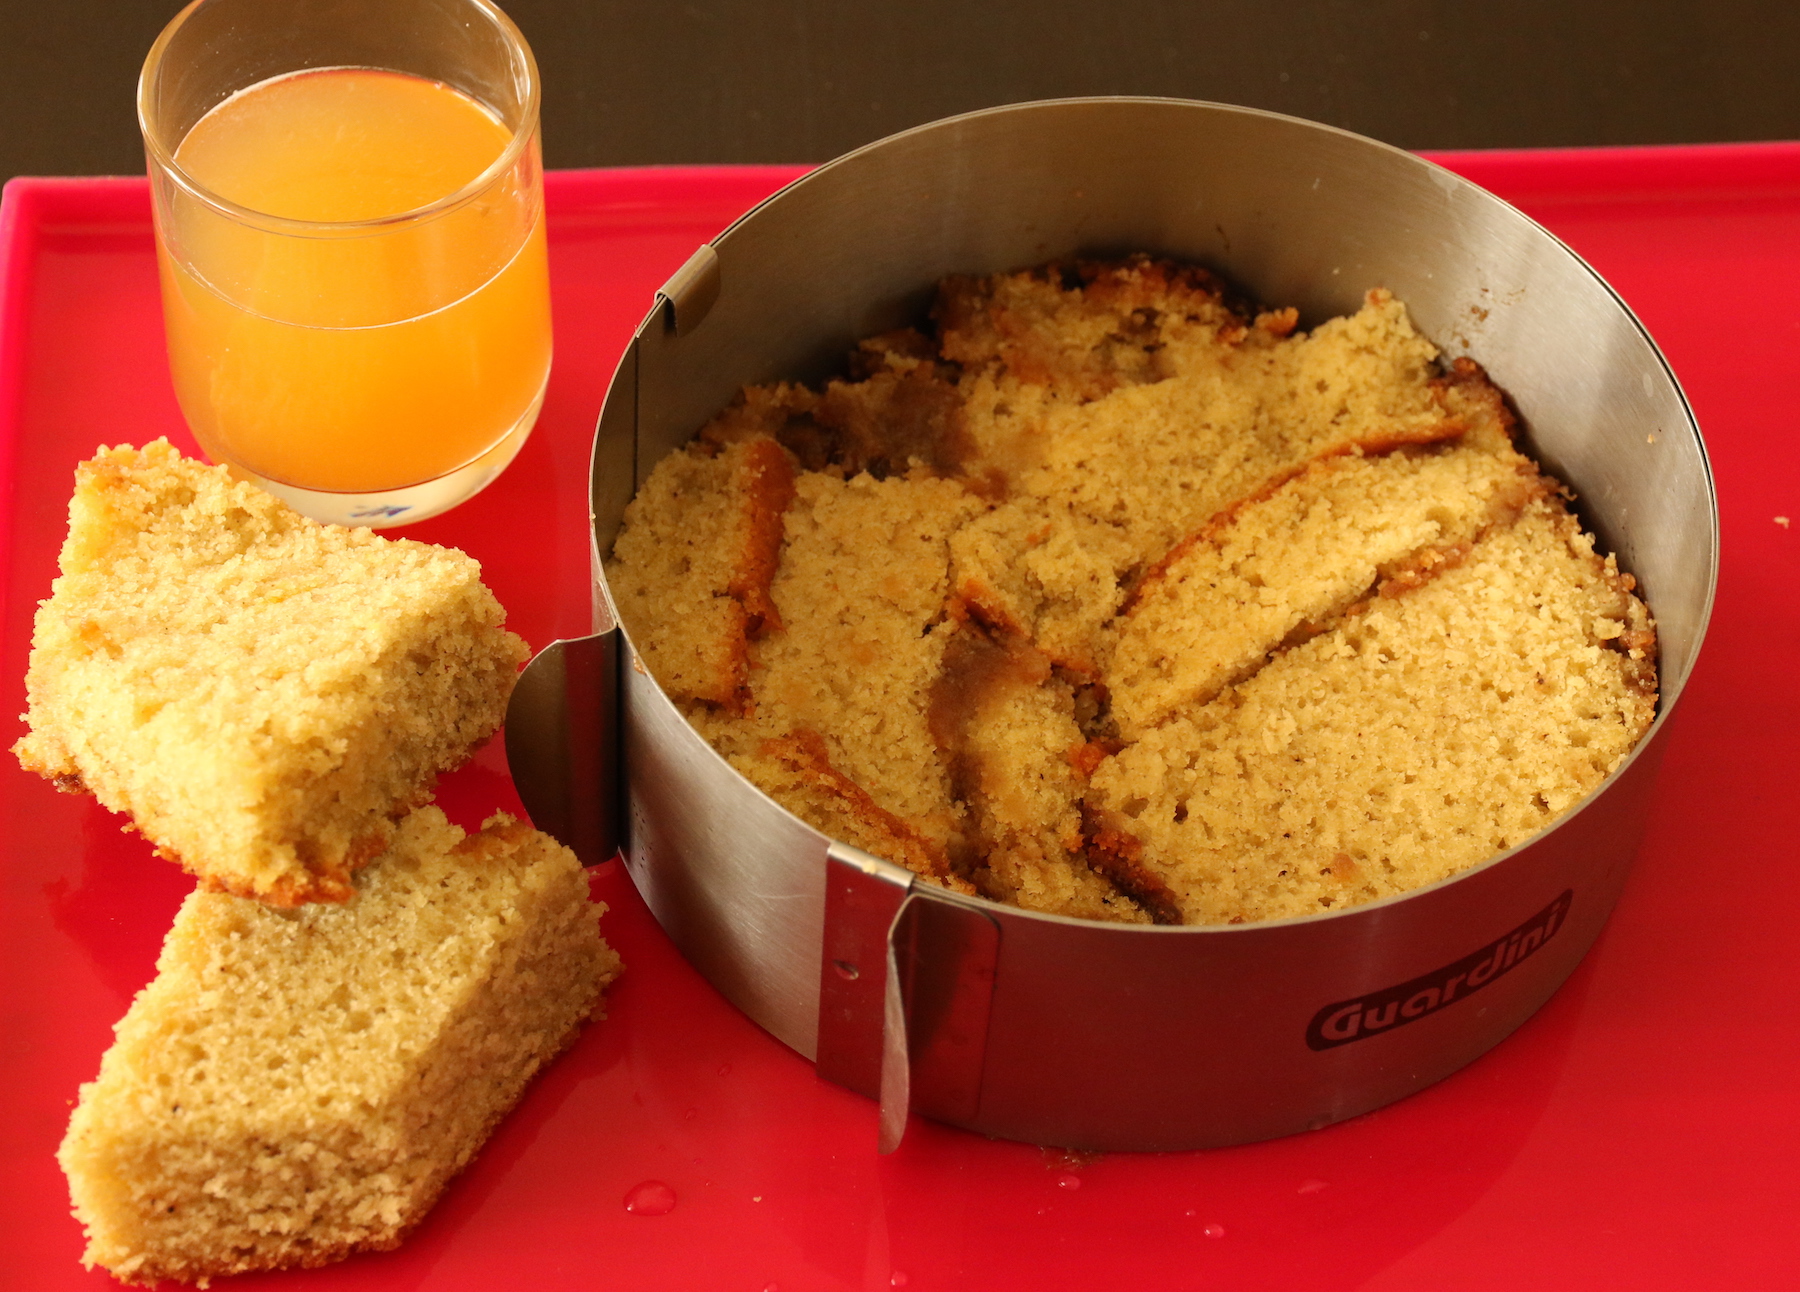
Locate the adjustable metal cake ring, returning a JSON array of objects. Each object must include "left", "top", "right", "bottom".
[{"left": 505, "top": 98, "right": 1718, "bottom": 1154}]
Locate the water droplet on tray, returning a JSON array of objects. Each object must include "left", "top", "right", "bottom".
[
  {"left": 890, "top": 1273, "right": 909, "bottom": 1288},
  {"left": 1202, "top": 1223, "right": 1226, "bottom": 1239},
  {"left": 1298, "top": 1178, "right": 1329, "bottom": 1195},
  {"left": 1055, "top": 1172, "right": 1082, "bottom": 1190},
  {"left": 623, "top": 1180, "right": 677, "bottom": 1216}
]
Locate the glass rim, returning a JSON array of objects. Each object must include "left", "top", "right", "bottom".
[{"left": 137, "top": 0, "right": 542, "bottom": 237}]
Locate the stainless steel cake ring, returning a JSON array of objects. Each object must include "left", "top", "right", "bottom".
[{"left": 504, "top": 99, "right": 1718, "bottom": 1153}]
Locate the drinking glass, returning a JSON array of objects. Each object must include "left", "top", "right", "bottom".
[{"left": 138, "top": 0, "right": 551, "bottom": 527}]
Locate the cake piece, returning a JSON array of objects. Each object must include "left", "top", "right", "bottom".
[
  {"left": 940, "top": 287, "right": 1477, "bottom": 682},
  {"left": 691, "top": 469, "right": 989, "bottom": 889},
  {"left": 607, "top": 433, "right": 796, "bottom": 713},
  {"left": 13, "top": 441, "right": 530, "bottom": 904},
  {"left": 934, "top": 256, "right": 1247, "bottom": 400},
  {"left": 58, "top": 807, "right": 621, "bottom": 1287},
  {"left": 1086, "top": 500, "right": 1658, "bottom": 924},
  {"left": 947, "top": 497, "right": 1139, "bottom": 678},
  {"left": 731, "top": 726, "right": 967, "bottom": 889},
  {"left": 930, "top": 628, "right": 1148, "bottom": 921},
  {"left": 810, "top": 344, "right": 973, "bottom": 480},
  {"left": 1107, "top": 440, "right": 1549, "bottom": 737},
  {"left": 996, "top": 288, "right": 1470, "bottom": 570}
]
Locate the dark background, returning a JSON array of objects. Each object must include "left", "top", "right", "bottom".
[{"left": 2, "top": 0, "right": 1797, "bottom": 186}]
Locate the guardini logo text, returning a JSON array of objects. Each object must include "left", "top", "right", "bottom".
[{"left": 1305, "top": 890, "right": 1574, "bottom": 1050}]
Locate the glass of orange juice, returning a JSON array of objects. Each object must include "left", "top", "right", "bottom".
[{"left": 137, "top": 0, "right": 551, "bottom": 527}]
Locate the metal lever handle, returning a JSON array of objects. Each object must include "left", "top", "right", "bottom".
[
  {"left": 503, "top": 631, "right": 622, "bottom": 866},
  {"left": 817, "top": 845, "right": 1000, "bottom": 1153}
]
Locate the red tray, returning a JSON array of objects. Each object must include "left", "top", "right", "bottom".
[{"left": 2, "top": 147, "right": 1797, "bottom": 1290}]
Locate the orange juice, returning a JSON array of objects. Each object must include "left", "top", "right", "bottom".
[{"left": 156, "top": 68, "right": 551, "bottom": 494}]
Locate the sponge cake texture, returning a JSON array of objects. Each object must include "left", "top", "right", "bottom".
[
  {"left": 13, "top": 441, "right": 530, "bottom": 904},
  {"left": 57, "top": 807, "right": 620, "bottom": 1286}
]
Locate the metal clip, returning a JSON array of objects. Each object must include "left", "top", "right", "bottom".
[
  {"left": 659, "top": 243, "right": 721, "bottom": 337},
  {"left": 817, "top": 845, "right": 913, "bottom": 1100},
  {"left": 503, "top": 632, "right": 623, "bottom": 866},
  {"left": 817, "top": 845, "right": 1000, "bottom": 1153}
]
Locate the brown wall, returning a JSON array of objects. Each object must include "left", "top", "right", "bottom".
[{"left": 4, "top": 0, "right": 1796, "bottom": 185}]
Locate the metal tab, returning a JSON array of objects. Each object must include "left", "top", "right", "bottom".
[
  {"left": 658, "top": 243, "right": 721, "bottom": 337},
  {"left": 817, "top": 844, "right": 914, "bottom": 1099},
  {"left": 503, "top": 632, "right": 622, "bottom": 865},
  {"left": 880, "top": 917, "right": 913, "bottom": 1154},
  {"left": 817, "top": 845, "right": 1000, "bottom": 1153},
  {"left": 879, "top": 892, "right": 1001, "bottom": 1153}
]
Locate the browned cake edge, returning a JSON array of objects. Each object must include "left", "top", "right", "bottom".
[
  {"left": 757, "top": 728, "right": 975, "bottom": 893},
  {"left": 725, "top": 436, "right": 798, "bottom": 640}
]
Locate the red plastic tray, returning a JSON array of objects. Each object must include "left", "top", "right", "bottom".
[{"left": 2, "top": 147, "right": 1797, "bottom": 1290}]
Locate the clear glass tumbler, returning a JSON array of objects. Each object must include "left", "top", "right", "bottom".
[{"left": 138, "top": 0, "right": 551, "bottom": 527}]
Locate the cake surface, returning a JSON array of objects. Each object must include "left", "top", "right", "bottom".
[
  {"left": 13, "top": 440, "right": 531, "bottom": 904},
  {"left": 606, "top": 257, "right": 1659, "bottom": 924},
  {"left": 58, "top": 807, "right": 621, "bottom": 1287},
  {"left": 1088, "top": 499, "right": 1657, "bottom": 923}
]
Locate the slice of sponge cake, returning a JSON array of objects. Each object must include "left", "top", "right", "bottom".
[
  {"left": 1107, "top": 441, "right": 1549, "bottom": 739},
  {"left": 57, "top": 807, "right": 621, "bottom": 1287},
  {"left": 1086, "top": 499, "right": 1658, "bottom": 925},
  {"left": 13, "top": 441, "right": 530, "bottom": 904}
]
